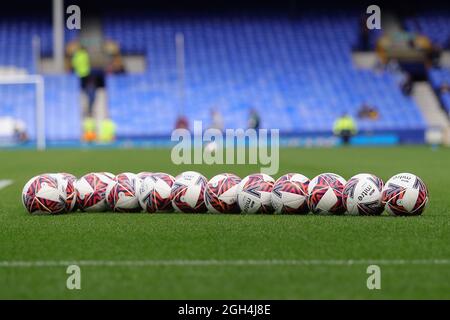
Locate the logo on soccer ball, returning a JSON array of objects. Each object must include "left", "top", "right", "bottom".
[
  {"left": 343, "top": 173, "right": 384, "bottom": 215},
  {"left": 238, "top": 173, "right": 274, "bottom": 214},
  {"left": 382, "top": 173, "right": 428, "bottom": 216}
]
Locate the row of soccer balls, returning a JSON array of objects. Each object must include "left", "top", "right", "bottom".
[{"left": 22, "top": 171, "right": 429, "bottom": 216}]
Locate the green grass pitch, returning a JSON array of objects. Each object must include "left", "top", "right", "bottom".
[{"left": 0, "top": 146, "right": 449, "bottom": 299}]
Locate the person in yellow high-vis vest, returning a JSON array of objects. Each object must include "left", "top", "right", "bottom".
[
  {"left": 72, "top": 46, "right": 96, "bottom": 116},
  {"left": 72, "top": 46, "right": 91, "bottom": 83},
  {"left": 82, "top": 117, "right": 96, "bottom": 142},
  {"left": 333, "top": 113, "right": 357, "bottom": 145},
  {"left": 98, "top": 118, "right": 117, "bottom": 143}
]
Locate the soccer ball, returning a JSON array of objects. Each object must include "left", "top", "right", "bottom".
[
  {"left": 170, "top": 171, "right": 208, "bottom": 213},
  {"left": 75, "top": 172, "right": 115, "bottom": 212},
  {"left": 204, "top": 173, "right": 241, "bottom": 214},
  {"left": 238, "top": 174, "right": 274, "bottom": 214},
  {"left": 271, "top": 173, "right": 310, "bottom": 214},
  {"left": 139, "top": 172, "right": 175, "bottom": 213},
  {"left": 382, "top": 173, "right": 428, "bottom": 216},
  {"left": 22, "top": 174, "right": 67, "bottom": 214},
  {"left": 52, "top": 173, "right": 77, "bottom": 212},
  {"left": 236, "top": 173, "right": 275, "bottom": 194},
  {"left": 106, "top": 172, "right": 141, "bottom": 212},
  {"left": 308, "top": 173, "right": 347, "bottom": 214},
  {"left": 343, "top": 173, "right": 384, "bottom": 215},
  {"left": 137, "top": 172, "right": 153, "bottom": 180}
]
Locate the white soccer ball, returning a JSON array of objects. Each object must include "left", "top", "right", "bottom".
[
  {"left": 171, "top": 171, "right": 208, "bottom": 213},
  {"left": 22, "top": 174, "right": 67, "bottom": 214},
  {"left": 139, "top": 172, "right": 175, "bottom": 213},
  {"left": 204, "top": 173, "right": 241, "bottom": 214},
  {"left": 106, "top": 172, "right": 141, "bottom": 212},
  {"left": 238, "top": 174, "right": 274, "bottom": 214},
  {"left": 343, "top": 173, "right": 384, "bottom": 215},
  {"left": 75, "top": 172, "right": 115, "bottom": 212},
  {"left": 382, "top": 173, "right": 428, "bottom": 216},
  {"left": 307, "top": 173, "right": 347, "bottom": 215},
  {"left": 271, "top": 173, "right": 310, "bottom": 214}
]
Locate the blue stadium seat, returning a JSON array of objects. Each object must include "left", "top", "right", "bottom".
[{"left": 103, "top": 13, "right": 427, "bottom": 138}]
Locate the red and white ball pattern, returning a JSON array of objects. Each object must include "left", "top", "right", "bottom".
[
  {"left": 53, "top": 173, "right": 77, "bottom": 212},
  {"left": 137, "top": 172, "right": 153, "bottom": 180},
  {"left": 106, "top": 172, "right": 141, "bottom": 212},
  {"left": 238, "top": 173, "right": 274, "bottom": 214},
  {"left": 139, "top": 172, "right": 175, "bottom": 213},
  {"left": 75, "top": 172, "right": 115, "bottom": 212},
  {"left": 308, "top": 173, "right": 346, "bottom": 215},
  {"left": 271, "top": 173, "right": 310, "bottom": 214},
  {"left": 21, "top": 171, "right": 429, "bottom": 217},
  {"left": 204, "top": 173, "right": 241, "bottom": 214},
  {"left": 170, "top": 171, "right": 208, "bottom": 213},
  {"left": 237, "top": 173, "right": 275, "bottom": 194},
  {"left": 22, "top": 174, "right": 67, "bottom": 214},
  {"left": 382, "top": 173, "right": 428, "bottom": 216},
  {"left": 343, "top": 173, "right": 384, "bottom": 215}
]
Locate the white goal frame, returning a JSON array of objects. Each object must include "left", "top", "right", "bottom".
[{"left": 0, "top": 75, "right": 46, "bottom": 150}]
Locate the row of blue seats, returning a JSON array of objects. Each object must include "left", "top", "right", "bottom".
[
  {"left": 106, "top": 72, "right": 425, "bottom": 137},
  {"left": 429, "top": 68, "right": 450, "bottom": 88},
  {"left": 404, "top": 11, "right": 450, "bottom": 48},
  {"left": 103, "top": 12, "right": 424, "bottom": 138},
  {"left": 442, "top": 93, "right": 450, "bottom": 113},
  {"left": 428, "top": 68, "right": 450, "bottom": 115},
  {"left": 0, "top": 17, "right": 78, "bottom": 72},
  {"left": 103, "top": 13, "right": 358, "bottom": 54}
]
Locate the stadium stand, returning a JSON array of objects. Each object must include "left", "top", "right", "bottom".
[
  {"left": 0, "top": 15, "right": 80, "bottom": 142},
  {"left": 0, "top": 11, "right": 432, "bottom": 143},
  {"left": 429, "top": 67, "right": 450, "bottom": 114},
  {"left": 0, "top": 75, "right": 81, "bottom": 141},
  {"left": 104, "top": 13, "right": 426, "bottom": 139},
  {"left": 0, "top": 15, "right": 78, "bottom": 72},
  {"left": 404, "top": 11, "right": 450, "bottom": 48}
]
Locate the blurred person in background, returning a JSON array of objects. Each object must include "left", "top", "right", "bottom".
[
  {"left": 248, "top": 108, "right": 261, "bottom": 130},
  {"left": 333, "top": 113, "right": 357, "bottom": 145},
  {"left": 210, "top": 108, "right": 224, "bottom": 132},
  {"left": 13, "top": 119, "right": 28, "bottom": 142},
  {"left": 0, "top": 117, "right": 28, "bottom": 143},
  {"left": 106, "top": 53, "right": 126, "bottom": 75},
  {"left": 357, "top": 103, "right": 379, "bottom": 120},
  {"left": 98, "top": 118, "right": 117, "bottom": 143},
  {"left": 72, "top": 46, "right": 96, "bottom": 116},
  {"left": 82, "top": 117, "right": 96, "bottom": 143},
  {"left": 175, "top": 115, "right": 189, "bottom": 131},
  {"left": 205, "top": 108, "right": 224, "bottom": 154}
]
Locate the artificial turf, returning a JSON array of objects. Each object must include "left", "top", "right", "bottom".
[{"left": 0, "top": 146, "right": 449, "bottom": 299}]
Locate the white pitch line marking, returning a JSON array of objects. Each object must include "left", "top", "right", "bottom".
[
  {"left": 0, "top": 179, "right": 13, "bottom": 191},
  {"left": 0, "top": 259, "right": 449, "bottom": 268}
]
